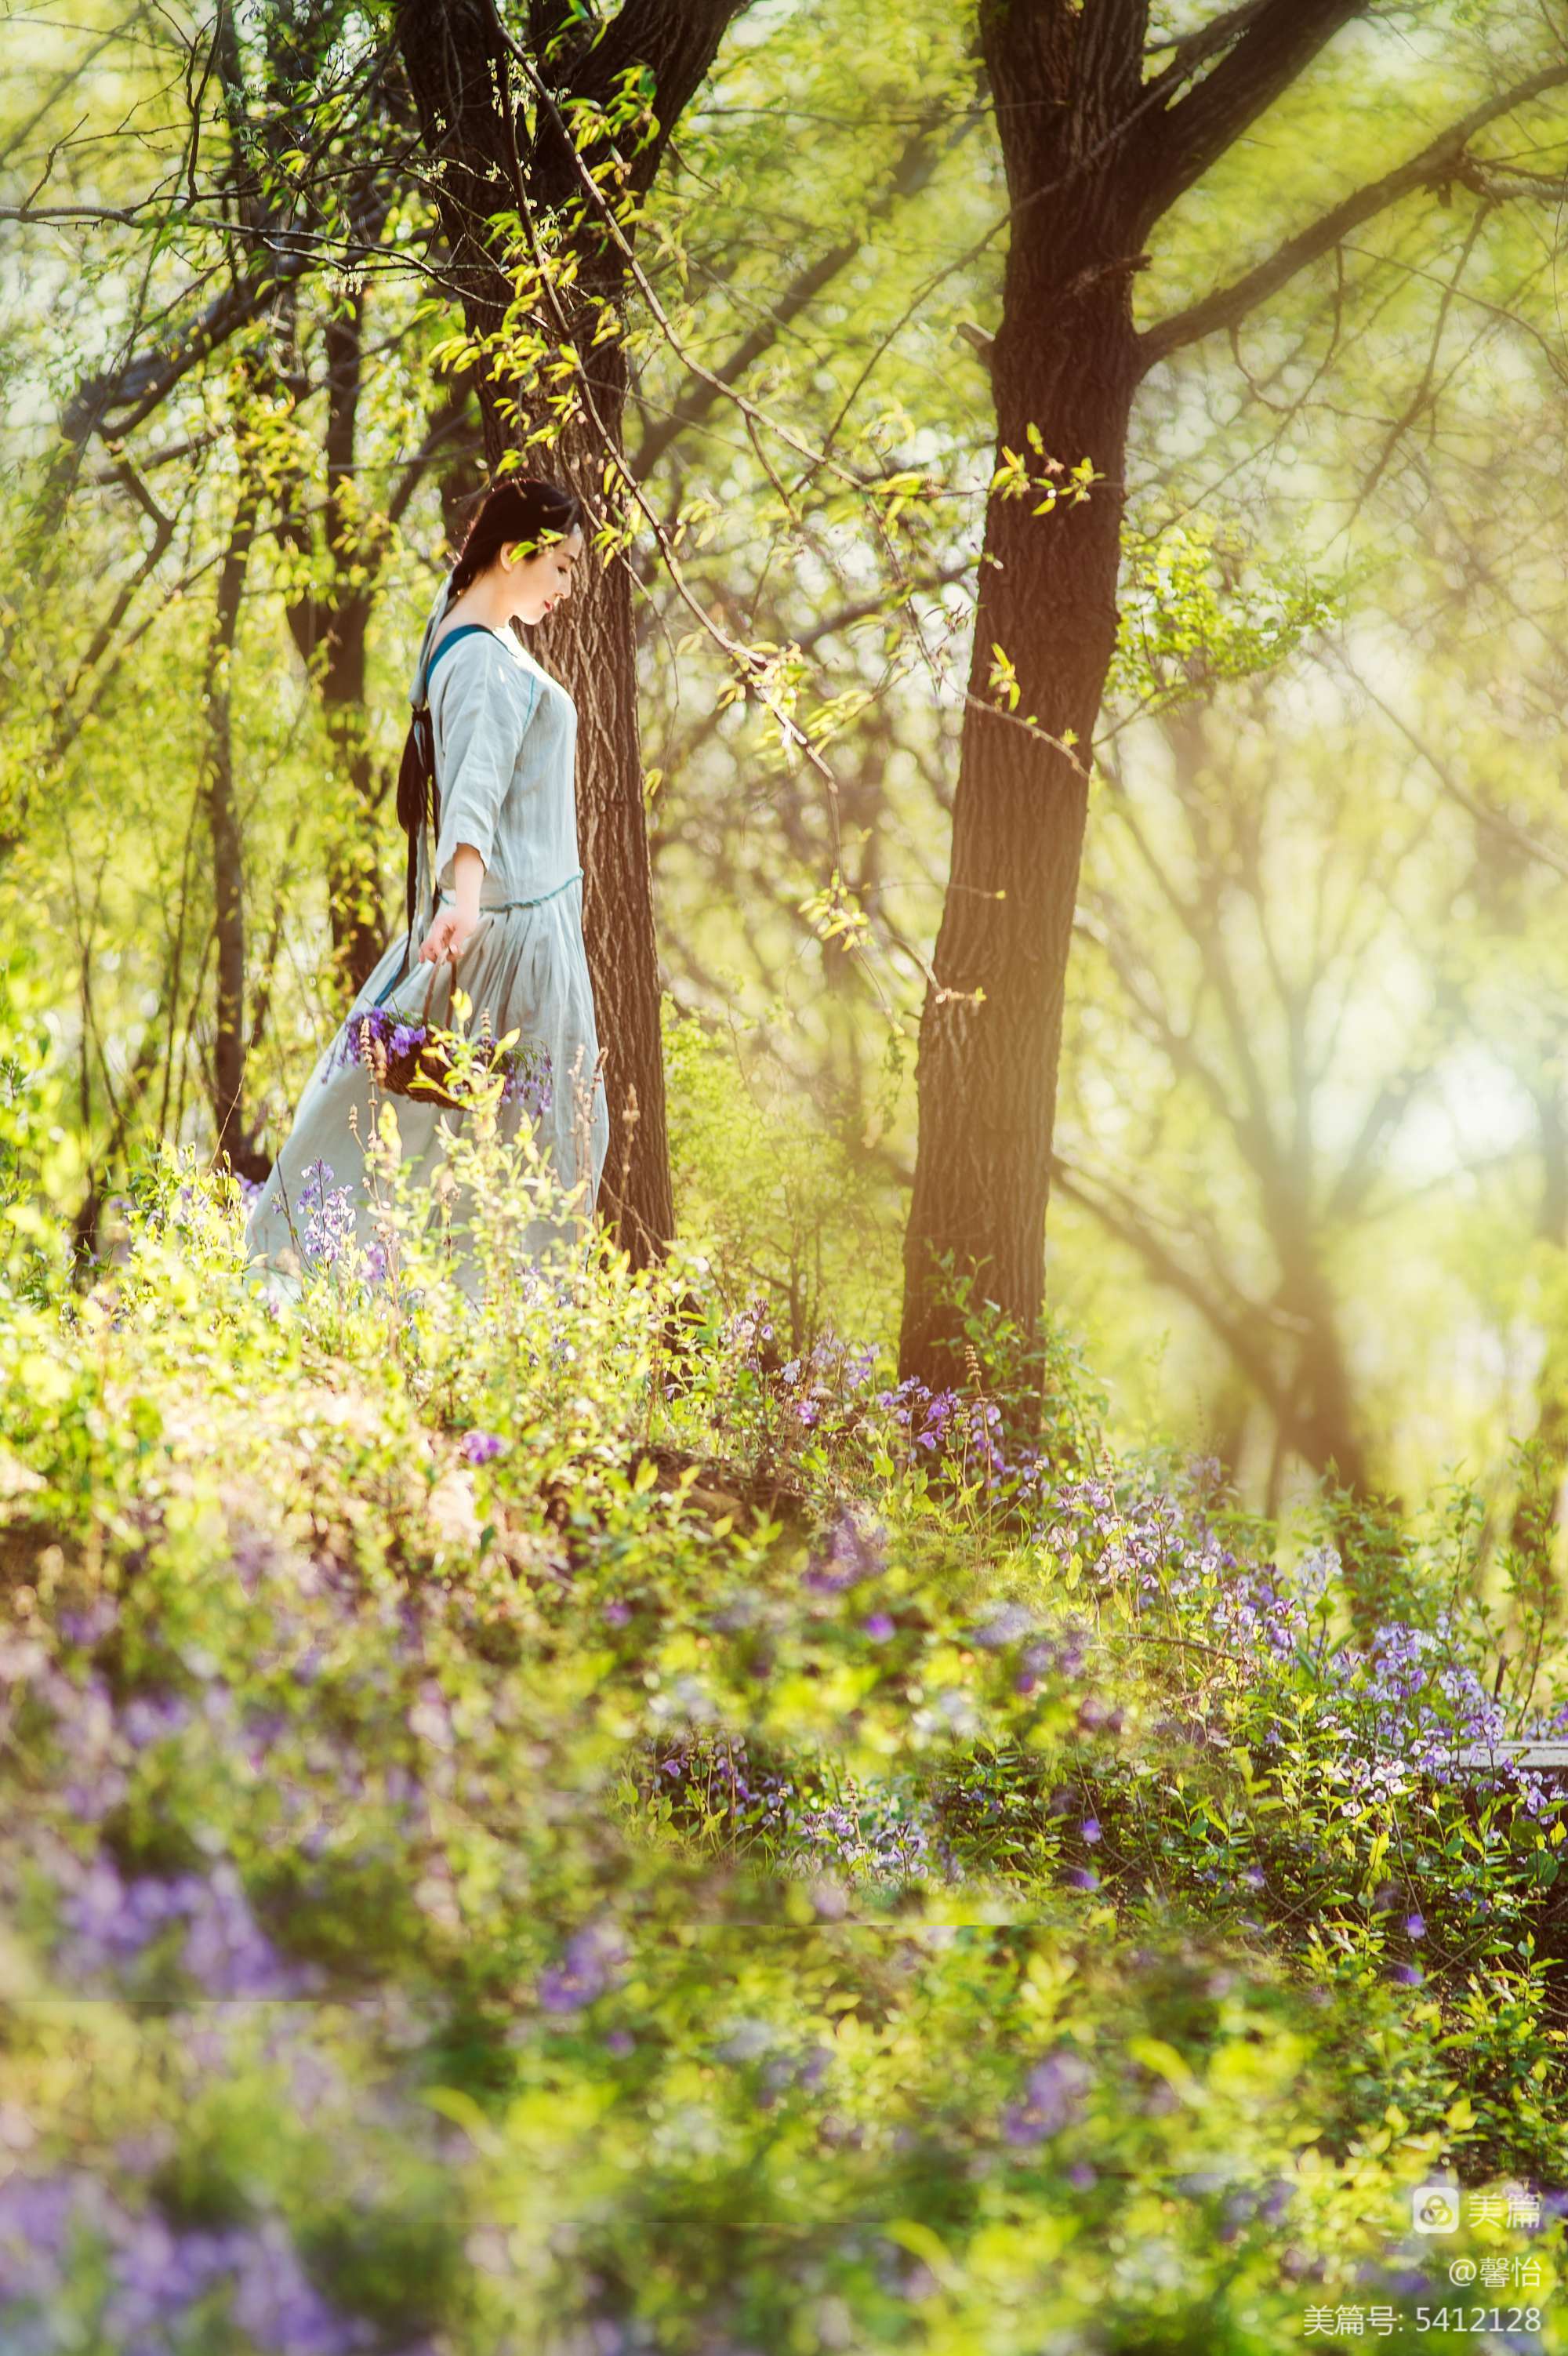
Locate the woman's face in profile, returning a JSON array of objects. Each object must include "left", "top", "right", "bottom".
[{"left": 503, "top": 525, "right": 584, "bottom": 624}]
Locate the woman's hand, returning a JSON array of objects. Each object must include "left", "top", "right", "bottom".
[
  {"left": 417, "top": 904, "right": 477, "bottom": 965},
  {"left": 419, "top": 844, "right": 486, "bottom": 964}
]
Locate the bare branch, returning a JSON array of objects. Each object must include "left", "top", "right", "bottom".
[
  {"left": 633, "top": 102, "right": 966, "bottom": 476},
  {"left": 1335, "top": 652, "right": 1568, "bottom": 883},
  {"left": 1141, "top": 0, "right": 1366, "bottom": 227},
  {"left": 1141, "top": 59, "right": 1568, "bottom": 370},
  {"left": 1051, "top": 1149, "right": 1295, "bottom": 1424}
]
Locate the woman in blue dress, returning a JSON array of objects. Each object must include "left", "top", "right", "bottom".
[{"left": 242, "top": 479, "right": 612, "bottom": 1300}]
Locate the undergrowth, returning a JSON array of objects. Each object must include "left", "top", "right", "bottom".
[{"left": 2, "top": 1007, "right": 1568, "bottom": 2352}]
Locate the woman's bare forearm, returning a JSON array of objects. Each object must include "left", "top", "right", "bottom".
[
  {"left": 419, "top": 842, "right": 486, "bottom": 963},
  {"left": 452, "top": 843, "right": 485, "bottom": 924}
]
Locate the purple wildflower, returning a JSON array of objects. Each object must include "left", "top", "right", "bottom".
[
  {"left": 804, "top": 1508, "right": 885, "bottom": 1595},
  {"left": 971, "top": 1602, "right": 1034, "bottom": 1650},
  {"left": 297, "top": 1160, "right": 356, "bottom": 1268},
  {"left": 1000, "top": 2049, "right": 1091, "bottom": 2146},
  {"left": 537, "top": 1920, "right": 626, "bottom": 2015}
]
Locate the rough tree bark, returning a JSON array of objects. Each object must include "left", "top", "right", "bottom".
[
  {"left": 205, "top": 492, "right": 270, "bottom": 1182},
  {"left": 396, "top": 0, "right": 747, "bottom": 1266},
  {"left": 898, "top": 62, "right": 1146, "bottom": 1384},
  {"left": 1508, "top": 1082, "right": 1568, "bottom": 1596},
  {"left": 278, "top": 285, "right": 485, "bottom": 1005},
  {"left": 280, "top": 282, "right": 387, "bottom": 1000},
  {"left": 898, "top": 0, "right": 1565, "bottom": 1394}
]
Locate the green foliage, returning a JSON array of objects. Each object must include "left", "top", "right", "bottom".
[
  {"left": 6, "top": 2, "right": 1568, "bottom": 2327},
  {"left": 1108, "top": 514, "right": 1352, "bottom": 721},
  {"left": 0, "top": 948, "right": 81, "bottom": 1301},
  {"left": 3, "top": 1124, "right": 1568, "bottom": 2347},
  {"left": 663, "top": 1000, "right": 899, "bottom": 1352}
]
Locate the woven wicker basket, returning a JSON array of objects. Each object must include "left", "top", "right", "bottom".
[{"left": 342, "top": 957, "right": 548, "bottom": 1115}]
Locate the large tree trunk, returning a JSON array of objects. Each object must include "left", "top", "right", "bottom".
[
  {"left": 279, "top": 274, "right": 390, "bottom": 1005},
  {"left": 540, "top": 358, "right": 673, "bottom": 1264},
  {"left": 396, "top": 0, "right": 742, "bottom": 1267},
  {"left": 205, "top": 493, "right": 269, "bottom": 1182},
  {"left": 317, "top": 296, "right": 387, "bottom": 1001},
  {"left": 1276, "top": 1247, "right": 1369, "bottom": 1499},
  {"left": 480, "top": 303, "right": 677, "bottom": 1269},
  {"left": 898, "top": 0, "right": 1372, "bottom": 1396},
  {"left": 900, "top": 7, "right": 1147, "bottom": 1389}
]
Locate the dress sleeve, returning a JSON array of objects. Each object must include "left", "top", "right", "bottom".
[{"left": 430, "top": 646, "right": 539, "bottom": 894}]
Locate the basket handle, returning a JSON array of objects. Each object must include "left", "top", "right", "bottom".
[{"left": 419, "top": 950, "right": 457, "bottom": 1032}]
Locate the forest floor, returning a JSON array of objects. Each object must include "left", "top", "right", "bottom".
[{"left": 4, "top": 1158, "right": 1568, "bottom": 2354}]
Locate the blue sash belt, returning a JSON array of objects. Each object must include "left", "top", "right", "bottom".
[{"left": 369, "top": 871, "right": 583, "bottom": 1007}]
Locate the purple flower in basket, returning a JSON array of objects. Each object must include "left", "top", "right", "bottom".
[
  {"left": 340, "top": 1000, "right": 551, "bottom": 1116},
  {"left": 339, "top": 1007, "right": 399, "bottom": 1076}
]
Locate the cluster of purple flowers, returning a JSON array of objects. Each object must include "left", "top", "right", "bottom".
[
  {"left": 874, "top": 1375, "right": 963, "bottom": 1454},
  {"left": 718, "top": 1320, "right": 1044, "bottom": 1489},
  {"left": 722, "top": 1297, "right": 775, "bottom": 1369},
  {"left": 52, "top": 1850, "right": 321, "bottom": 2000},
  {"left": 1311, "top": 1614, "right": 1559, "bottom": 1806},
  {"left": 717, "top": 1316, "right": 1077, "bottom": 1506},
  {"left": 969, "top": 1600, "right": 1036, "bottom": 1650},
  {"left": 786, "top": 1784, "right": 940, "bottom": 1882},
  {"left": 711, "top": 2017, "right": 833, "bottom": 2107},
  {"left": 5, "top": 1538, "right": 450, "bottom": 2012},
  {"left": 336, "top": 1004, "right": 552, "bottom": 1118},
  {"left": 0, "top": 2172, "right": 434, "bottom": 2356},
  {"left": 335, "top": 1008, "right": 423, "bottom": 1074},
  {"left": 498, "top": 1046, "right": 552, "bottom": 1117},
  {"left": 777, "top": 1334, "right": 878, "bottom": 1431},
  {"left": 299, "top": 1160, "right": 357, "bottom": 1268},
  {"left": 803, "top": 1505, "right": 886, "bottom": 1595},
  {"left": 1202, "top": 1562, "right": 1308, "bottom": 1657},
  {"left": 650, "top": 1733, "right": 943, "bottom": 1887},
  {"left": 779, "top": 1338, "right": 869, "bottom": 1389},
  {"left": 536, "top": 1918, "right": 628, "bottom": 2015},
  {"left": 1042, "top": 1477, "right": 1199, "bottom": 1593},
  {"left": 1000, "top": 2046, "right": 1092, "bottom": 2147}
]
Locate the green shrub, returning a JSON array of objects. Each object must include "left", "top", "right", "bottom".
[{"left": 0, "top": 1115, "right": 1565, "bottom": 2352}]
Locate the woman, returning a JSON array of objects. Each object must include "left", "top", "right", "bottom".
[{"left": 243, "top": 478, "right": 611, "bottom": 1301}]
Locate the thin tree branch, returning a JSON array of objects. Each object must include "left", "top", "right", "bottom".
[
  {"left": 1336, "top": 652, "right": 1568, "bottom": 883},
  {"left": 632, "top": 101, "right": 967, "bottom": 476},
  {"left": 1140, "top": 60, "right": 1568, "bottom": 371},
  {"left": 1142, "top": 0, "right": 1367, "bottom": 227}
]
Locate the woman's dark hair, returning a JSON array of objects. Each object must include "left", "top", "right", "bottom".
[
  {"left": 448, "top": 476, "right": 584, "bottom": 600},
  {"left": 393, "top": 477, "right": 584, "bottom": 952}
]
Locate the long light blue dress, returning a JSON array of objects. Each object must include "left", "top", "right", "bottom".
[{"left": 242, "top": 579, "right": 612, "bottom": 1299}]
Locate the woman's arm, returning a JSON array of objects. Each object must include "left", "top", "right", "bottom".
[
  {"left": 419, "top": 843, "right": 484, "bottom": 965},
  {"left": 419, "top": 643, "right": 538, "bottom": 966}
]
